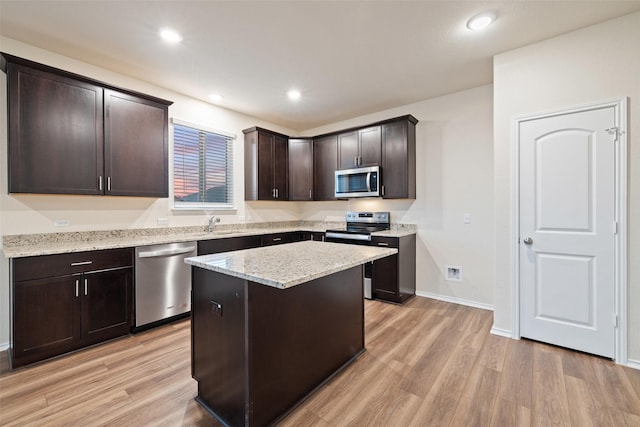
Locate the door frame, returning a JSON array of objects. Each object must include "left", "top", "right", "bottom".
[{"left": 510, "top": 97, "right": 628, "bottom": 364}]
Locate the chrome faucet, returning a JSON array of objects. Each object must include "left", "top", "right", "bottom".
[{"left": 208, "top": 216, "right": 220, "bottom": 232}]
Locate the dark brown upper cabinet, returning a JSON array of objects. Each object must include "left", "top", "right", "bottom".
[
  {"left": 288, "top": 138, "right": 313, "bottom": 201},
  {"left": 381, "top": 116, "right": 417, "bottom": 199},
  {"left": 104, "top": 90, "right": 169, "bottom": 197},
  {"left": 243, "top": 115, "right": 416, "bottom": 201},
  {"left": 244, "top": 127, "right": 289, "bottom": 201},
  {"left": 2, "top": 53, "right": 171, "bottom": 197},
  {"left": 313, "top": 134, "right": 338, "bottom": 201},
  {"left": 337, "top": 125, "right": 381, "bottom": 170}
]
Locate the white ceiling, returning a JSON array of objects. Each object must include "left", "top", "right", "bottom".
[{"left": 1, "top": 1, "right": 639, "bottom": 131}]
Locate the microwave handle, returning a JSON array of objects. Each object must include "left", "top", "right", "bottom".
[{"left": 366, "top": 172, "right": 372, "bottom": 192}]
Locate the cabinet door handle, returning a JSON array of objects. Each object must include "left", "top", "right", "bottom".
[
  {"left": 377, "top": 242, "right": 390, "bottom": 247},
  {"left": 276, "top": 188, "right": 279, "bottom": 198},
  {"left": 309, "top": 189, "right": 312, "bottom": 199},
  {"left": 75, "top": 279, "right": 79, "bottom": 297},
  {"left": 272, "top": 188, "right": 276, "bottom": 198},
  {"left": 84, "top": 278, "right": 88, "bottom": 296},
  {"left": 381, "top": 185, "right": 385, "bottom": 196},
  {"left": 99, "top": 176, "right": 103, "bottom": 191},
  {"left": 107, "top": 177, "right": 112, "bottom": 192}
]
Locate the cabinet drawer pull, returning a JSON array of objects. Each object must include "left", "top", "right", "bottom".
[
  {"left": 84, "top": 278, "right": 88, "bottom": 296},
  {"left": 71, "top": 261, "right": 93, "bottom": 266},
  {"left": 272, "top": 237, "right": 282, "bottom": 242},
  {"left": 377, "top": 242, "right": 390, "bottom": 247},
  {"left": 75, "top": 279, "right": 79, "bottom": 297}
]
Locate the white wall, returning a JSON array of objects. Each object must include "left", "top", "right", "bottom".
[
  {"left": 493, "top": 12, "right": 640, "bottom": 362},
  {"left": 0, "top": 37, "right": 303, "bottom": 237},
  {"left": 301, "top": 85, "right": 495, "bottom": 308}
]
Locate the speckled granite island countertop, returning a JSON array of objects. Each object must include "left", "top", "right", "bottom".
[{"left": 185, "top": 240, "right": 397, "bottom": 289}]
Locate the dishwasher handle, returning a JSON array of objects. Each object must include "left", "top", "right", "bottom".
[{"left": 137, "top": 246, "right": 196, "bottom": 258}]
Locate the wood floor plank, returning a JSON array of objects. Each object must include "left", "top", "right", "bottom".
[
  {"left": 408, "top": 344, "right": 481, "bottom": 426},
  {"left": 449, "top": 365, "right": 501, "bottom": 426},
  {"left": 477, "top": 332, "right": 510, "bottom": 372},
  {"left": 531, "top": 343, "right": 572, "bottom": 426},
  {"left": 591, "top": 356, "right": 640, "bottom": 416},
  {"left": 622, "top": 365, "right": 640, "bottom": 402},
  {"left": 1, "top": 298, "right": 638, "bottom": 427},
  {"left": 498, "top": 338, "right": 534, "bottom": 409},
  {"left": 564, "top": 375, "right": 612, "bottom": 426},
  {"left": 399, "top": 321, "right": 465, "bottom": 398}
]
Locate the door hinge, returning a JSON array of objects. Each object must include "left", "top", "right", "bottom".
[
  {"left": 612, "top": 314, "right": 618, "bottom": 328},
  {"left": 605, "top": 127, "right": 619, "bottom": 141}
]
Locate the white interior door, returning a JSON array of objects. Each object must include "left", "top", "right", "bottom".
[{"left": 519, "top": 106, "right": 616, "bottom": 358}]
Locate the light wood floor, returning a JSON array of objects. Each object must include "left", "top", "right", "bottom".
[{"left": 1, "top": 297, "right": 639, "bottom": 426}]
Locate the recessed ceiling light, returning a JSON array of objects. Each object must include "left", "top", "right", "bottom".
[
  {"left": 160, "top": 28, "right": 183, "bottom": 44},
  {"left": 208, "top": 93, "right": 223, "bottom": 103},
  {"left": 287, "top": 89, "right": 301, "bottom": 101},
  {"left": 466, "top": 12, "right": 496, "bottom": 31}
]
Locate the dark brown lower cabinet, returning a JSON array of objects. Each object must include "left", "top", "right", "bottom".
[
  {"left": 198, "top": 236, "right": 263, "bottom": 255},
  {"left": 11, "top": 248, "right": 133, "bottom": 368},
  {"left": 371, "top": 234, "right": 416, "bottom": 303},
  {"left": 192, "top": 265, "right": 364, "bottom": 427}
]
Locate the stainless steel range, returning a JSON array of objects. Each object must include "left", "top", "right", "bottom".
[
  {"left": 325, "top": 211, "right": 390, "bottom": 299},
  {"left": 325, "top": 211, "right": 390, "bottom": 242}
]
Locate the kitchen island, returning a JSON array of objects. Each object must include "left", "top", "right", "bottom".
[{"left": 185, "top": 240, "right": 396, "bottom": 427}]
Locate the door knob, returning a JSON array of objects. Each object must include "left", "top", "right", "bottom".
[{"left": 523, "top": 237, "right": 533, "bottom": 245}]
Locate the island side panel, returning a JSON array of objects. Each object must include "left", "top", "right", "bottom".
[
  {"left": 192, "top": 267, "right": 248, "bottom": 427},
  {"left": 247, "top": 265, "right": 365, "bottom": 426}
]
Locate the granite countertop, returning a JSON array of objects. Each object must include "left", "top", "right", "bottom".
[
  {"left": 1, "top": 221, "right": 417, "bottom": 258},
  {"left": 185, "top": 240, "right": 397, "bottom": 289}
]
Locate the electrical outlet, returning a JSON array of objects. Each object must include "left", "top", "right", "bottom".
[
  {"left": 463, "top": 213, "right": 471, "bottom": 224},
  {"left": 446, "top": 265, "right": 462, "bottom": 282},
  {"left": 53, "top": 219, "right": 70, "bottom": 227}
]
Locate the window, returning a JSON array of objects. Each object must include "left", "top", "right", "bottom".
[{"left": 172, "top": 119, "right": 235, "bottom": 209}]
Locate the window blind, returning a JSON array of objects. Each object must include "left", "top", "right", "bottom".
[{"left": 173, "top": 122, "right": 234, "bottom": 208}]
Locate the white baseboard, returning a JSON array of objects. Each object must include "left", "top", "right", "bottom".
[
  {"left": 626, "top": 359, "right": 640, "bottom": 370},
  {"left": 0, "top": 343, "right": 9, "bottom": 352},
  {"left": 415, "top": 291, "right": 494, "bottom": 311},
  {"left": 490, "top": 326, "right": 514, "bottom": 338}
]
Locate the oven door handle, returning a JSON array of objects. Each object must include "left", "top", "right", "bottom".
[{"left": 325, "top": 231, "right": 372, "bottom": 241}]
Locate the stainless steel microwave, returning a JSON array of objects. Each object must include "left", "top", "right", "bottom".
[{"left": 335, "top": 166, "right": 380, "bottom": 198}]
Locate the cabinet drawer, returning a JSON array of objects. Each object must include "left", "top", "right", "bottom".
[
  {"left": 261, "top": 233, "right": 292, "bottom": 246},
  {"left": 370, "top": 236, "right": 399, "bottom": 248},
  {"left": 198, "top": 236, "right": 263, "bottom": 255},
  {"left": 13, "top": 248, "right": 133, "bottom": 282}
]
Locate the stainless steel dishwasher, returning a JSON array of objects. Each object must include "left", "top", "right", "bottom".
[{"left": 134, "top": 241, "right": 197, "bottom": 330}]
